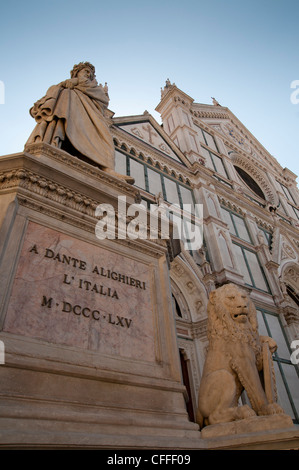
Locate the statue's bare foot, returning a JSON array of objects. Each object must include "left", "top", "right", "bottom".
[{"left": 102, "top": 167, "right": 135, "bottom": 184}]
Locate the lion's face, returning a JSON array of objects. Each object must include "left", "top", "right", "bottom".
[
  {"left": 222, "top": 286, "right": 249, "bottom": 324},
  {"left": 207, "top": 283, "right": 260, "bottom": 350},
  {"left": 208, "top": 283, "right": 257, "bottom": 329}
]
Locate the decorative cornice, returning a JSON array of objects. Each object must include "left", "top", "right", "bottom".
[
  {"left": 17, "top": 194, "right": 97, "bottom": 234},
  {"left": 24, "top": 142, "right": 140, "bottom": 198},
  {"left": 0, "top": 167, "right": 98, "bottom": 217},
  {"left": 218, "top": 195, "right": 245, "bottom": 216},
  {"left": 191, "top": 110, "right": 229, "bottom": 120},
  {"left": 191, "top": 318, "right": 208, "bottom": 340},
  {"left": 282, "top": 307, "right": 299, "bottom": 326},
  {"left": 254, "top": 217, "right": 274, "bottom": 232},
  {"left": 0, "top": 163, "right": 170, "bottom": 259},
  {"left": 112, "top": 127, "right": 195, "bottom": 187}
]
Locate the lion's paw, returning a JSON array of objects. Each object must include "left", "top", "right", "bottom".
[
  {"left": 258, "top": 403, "right": 284, "bottom": 416},
  {"left": 235, "top": 405, "right": 256, "bottom": 420}
]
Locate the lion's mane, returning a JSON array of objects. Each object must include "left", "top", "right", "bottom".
[{"left": 207, "top": 284, "right": 262, "bottom": 358}]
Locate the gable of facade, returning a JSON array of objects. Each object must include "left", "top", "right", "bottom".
[{"left": 113, "top": 114, "right": 189, "bottom": 165}]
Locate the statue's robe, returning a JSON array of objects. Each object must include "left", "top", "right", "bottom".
[{"left": 27, "top": 80, "right": 115, "bottom": 169}]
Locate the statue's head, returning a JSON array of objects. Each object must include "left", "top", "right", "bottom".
[
  {"left": 70, "top": 62, "right": 96, "bottom": 80},
  {"left": 207, "top": 283, "right": 260, "bottom": 343}
]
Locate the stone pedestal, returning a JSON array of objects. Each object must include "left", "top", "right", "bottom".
[
  {"left": 0, "top": 144, "right": 199, "bottom": 449},
  {"left": 201, "top": 414, "right": 294, "bottom": 439},
  {"left": 200, "top": 416, "right": 299, "bottom": 450}
]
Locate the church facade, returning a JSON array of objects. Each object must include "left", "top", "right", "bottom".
[{"left": 112, "top": 80, "right": 299, "bottom": 425}]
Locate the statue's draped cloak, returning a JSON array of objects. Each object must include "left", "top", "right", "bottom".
[{"left": 29, "top": 82, "right": 115, "bottom": 169}]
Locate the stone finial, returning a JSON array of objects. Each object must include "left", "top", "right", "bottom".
[
  {"left": 211, "top": 97, "right": 220, "bottom": 106},
  {"left": 161, "top": 78, "right": 176, "bottom": 98}
]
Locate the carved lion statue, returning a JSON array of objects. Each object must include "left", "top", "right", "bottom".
[{"left": 196, "top": 283, "right": 285, "bottom": 428}]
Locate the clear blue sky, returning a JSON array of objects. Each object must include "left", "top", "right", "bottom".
[{"left": 1, "top": 0, "right": 299, "bottom": 180}]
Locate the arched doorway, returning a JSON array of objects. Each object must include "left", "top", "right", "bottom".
[
  {"left": 170, "top": 256, "right": 209, "bottom": 423},
  {"left": 179, "top": 349, "right": 195, "bottom": 422}
]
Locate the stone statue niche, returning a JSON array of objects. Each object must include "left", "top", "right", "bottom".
[
  {"left": 26, "top": 62, "right": 134, "bottom": 184},
  {"left": 196, "top": 283, "right": 293, "bottom": 437}
]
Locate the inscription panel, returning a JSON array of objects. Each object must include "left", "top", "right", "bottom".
[{"left": 4, "top": 221, "right": 156, "bottom": 361}]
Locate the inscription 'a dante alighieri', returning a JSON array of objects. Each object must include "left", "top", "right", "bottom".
[
  {"left": 37, "top": 245, "right": 146, "bottom": 291},
  {"left": 92, "top": 265, "right": 146, "bottom": 290},
  {"left": 44, "top": 247, "right": 87, "bottom": 270},
  {"left": 5, "top": 223, "right": 156, "bottom": 360},
  {"left": 28, "top": 242, "right": 148, "bottom": 334}
]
